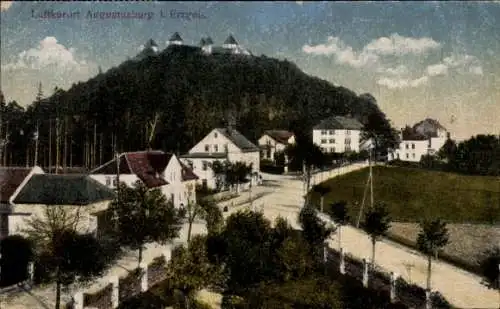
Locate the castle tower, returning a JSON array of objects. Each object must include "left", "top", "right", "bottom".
[
  {"left": 200, "top": 36, "right": 213, "bottom": 54},
  {"left": 222, "top": 34, "right": 238, "bottom": 50},
  {"left": 168, "top": 32, "right": 183, "bottom": 46},
  {"left": 144, "top": 39, "right": 159, "bottom": 53}
]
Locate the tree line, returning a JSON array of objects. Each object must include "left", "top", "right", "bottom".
[{"left": 0, "top": 45, "right": 397, "bottom": 170}]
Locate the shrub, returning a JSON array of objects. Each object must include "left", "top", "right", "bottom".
[
  {"left": 479, "top": 246, "right": 500, "bottom": 289},
  {"left": 0, "top": 235, "right": 34, "bottom": 286}
]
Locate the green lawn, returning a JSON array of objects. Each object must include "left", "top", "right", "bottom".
[{"left": 310, "top": 166, "right": 500, "bottom": 224}]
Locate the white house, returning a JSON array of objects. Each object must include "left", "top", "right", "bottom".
[
  {"left": 258, "top": 130, "right": 295, "bottom": 161},
  {"left": 168, "top": 32, "right": 183, "bottom": 46},
  {"left": 312, "top": 116, "right": 365, "bottom": 153},
  {"left": 0, "top": 166, "right": 44, "bottom": 239},
  {"left": 89, "top": 150, "right": 198, "bottom": 208},
  {"left": 179, "top": 127, "right": 260, "bottom": 190},
  {"left": 388, "top": 119, "right": 449, "bottom": 162}
]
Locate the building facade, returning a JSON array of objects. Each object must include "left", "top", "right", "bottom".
[
  {"left": 312, "top": 116, "right": 364, "bottom": 153},
  {"left": 258, "top": 130, "right": 295, "bottom": 161}
]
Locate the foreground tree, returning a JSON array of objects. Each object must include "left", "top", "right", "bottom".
[
  {"left": 109, "top": 181, "right": 184, "bottom": 265},
  {"left": 22, "top": 206, "right": 106, "bottom": 309},
  {"left": 198, "top": 197, "right": 224, "bottom": 235},
  {"left": 363, "top": 203, "right": 391, "bottom": 267},
  {"left": 327, "top": 201, "right": 350, "bottom": 249},
  {"left": 416, "top": 219, "right": 449, "bottom": 304},
  {"left": 478, "top": 246, "right": 500, "bottom": 290},
  {"left": 0, "top": 235, "right": 34, "bottom": 286},
  {"left": 168, "top": 235, "right": 224, "bottom": 309},
  {"left": 298, "top": 206, "right": 335, "bottom": 265}
]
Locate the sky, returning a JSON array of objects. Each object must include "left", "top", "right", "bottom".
[{"left": 1, "top": 1, "right": 499, "bottom": 140}]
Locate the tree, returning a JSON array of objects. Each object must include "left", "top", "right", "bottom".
[
  {"left": 109, "top": 181, "right": 184, "bottom": 265},
  {"left": 198, "top": 197, "right": 224, "bottom": 235},
  {"left": 210, "top": 160, "right": 227, "bottom": 191},
  {"left": 286, "top": 137, "right": 326, "bottom": 206},
  {"left": 327, "top": 201, "right": 350, "bottom": 249},
  {"left": 416, "top": 219, "right": 449, "bottom": 293},
  {"left": 478, "top": 246, "right": 500, "bottom": 290},
  {"left": 0, "top": 235, "right": 34, "bottom": 286},
  {"left": 437, "top": 138, "right": 457, "bottom": 162},
  {"left": 313, "top": 184, "right": 330, "bottom": 212},
  {"left": 22, "top": 207, "right": 106, "bottom": 309},
  {"left": 362, "top": 203, "right": 391, "bottom": 266},
  {"left": 298, "top": 206, "right": 335, "bottom": 265},
  {"left": 168, "top": 235, "right": 224, "bottom": 309},
  {"left": 185, "top": 184, "right": 208, "bottom": 243}
]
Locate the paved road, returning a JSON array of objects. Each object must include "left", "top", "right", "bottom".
[
  {"left": 224, "top": 162, "right": 499, "bottom": 309},
  {"left": 2, "top": 222, "right": 207, "bottom": 309}
]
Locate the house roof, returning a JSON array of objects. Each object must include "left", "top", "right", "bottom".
[
  {"left": 205, "top": 37, "right": 214, "bottom": 45},
  {"left": 169, "top": 32, "right": 183, "bottom": 42},
  {"left": 264, "top": 130, "right": 294, "bottom": 144},
  {"left": 224, "top": 35, "right": 238, "bottom": 45},
  {"left": 199, "top": 38, "right": 206, "bottom": 46},
  {"left": 180, "top": 152, "right": 227, "bottom": 159},
  {"left": 178, "top": 159, "right": 199, "bottom": 181},
  {"left": 13, "top": 174, "right": 115, "bottom": 206},
  {"left": 0, "top": 167, "right": 33, "bottom": 203},
  {"left": 44, "top": 166, "right": 88, "bottom": 174},
  {"left": 145, "top": 39, "right": 158, "bottom": 48},
  {"left": 313, "top": 116, "right": 364, "bottom": 130},
  {"left": 413, "top": 118, "right": 447, "bottom": 138},
  {"left": 216, "top": 128, "right": 259, "bottom": 152},
  {"left": 90, "top": 151, "right": 171, "bottom": 188}
]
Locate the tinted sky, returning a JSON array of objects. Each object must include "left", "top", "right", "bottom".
[{"left": 1, "top": 1, "right": 499, "bottom": 139}]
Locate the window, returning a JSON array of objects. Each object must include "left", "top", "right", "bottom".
[
  {"left": 170, "top": 194, "right": 175, "bottom": 203},
  {"left": 406, "top": 153, "right": 409, "bottom": 159},
  {"left": 412, "top": 153, "right": 416, "bottom": 158},
  {"left": 214, "top": 132, "right": 218, "bottom": 138},
  {"left": 321, "top": 130, "right": 327, "bottom": 135},
  {"left": 214, "top": 145, "right": 219, "bottom": 152},
  {"left": 405, "top": 143, "right": 409, "bottom": 149},
  {"left": 188, "top": 160, "right": 194, "bottom": 170},
  {"left": 202, "top": 161, "right": 208, "bottom": 171},
  {"left": 0, "top": 214, "right": 8, "bottom": 238},
  {"left": 329, "top": 139, "right": 335, "bottom": 144},
  {"left": 321, "top": 139, "right": 327, "bottom": 144},
  {"left": 202, "top": 179, "right": 208, "bottom": 189},
  {"left": 330, "top": 147, "right": 335, "bottom": 153},
  {"left": 346, "top": 130, "right": 351, "bottom": 135},
  {"left": 345, "top": 138, "right": 351, "bottom": 144},
  {"left": 224, "top": 144, "right": 228, "bottom": 153},
  {"left": 345, "top": 145, "right": 351, "bottom": 151},
  {"left": 411, "top": 143, "right": 415, "bottom": 149},
  {"left": 105, "top": 176, "right": 111, "bottom": 186},
  {"left": 112, "top": 177, "right": 118, "bottom": 187},
  {"left": 329, "top": 130, "right": 335, "bottom": 135},
  {"left": 205, "top": 144, "right": 210, "bottom": 152},
  {"left": 397, "top": 153, "right": 400, "bottom": 159}
]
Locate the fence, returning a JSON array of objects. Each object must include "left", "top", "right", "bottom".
[
  {"left": 325, "top": 247, "right": 450, "bottom": 309},
  {"left": 70, "top": 248, "right": 172, "bottom": 309}
]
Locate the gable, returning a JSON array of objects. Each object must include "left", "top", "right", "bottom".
[
  {"left": 0, "top": 167, "right": 34, "bottom": 203},
  {"left": 188, "top": 129, "right": 235, "bottom": 153}
]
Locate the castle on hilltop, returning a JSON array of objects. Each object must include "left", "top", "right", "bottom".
[{"left": 136, "top": 32, "right": 252, "bottom": 60}]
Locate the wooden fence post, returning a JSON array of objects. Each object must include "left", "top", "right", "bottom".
[
  {"left": 164, "top": 249, "right": 172, "bottom": 263},
  {"left": 390, "top": 272, "right": 397, "bottom": 303},
  {"left": 139, "top": 262, "right": 148, "bottom": 292},
  {"left": 109, "top": 276, "right": 119, "bottom": 308},
  {"left": 339, "top": 248, "right": 345, "bottom": 275},
  {"left": 28, "top": 261, "right": 34, "bottom": 282},
  {"left": 362, "top": 258, "right": 369, "bottom": 288},
  {"left": 73, "top": 291, "right": 83, "bottom": 309},
  {"left": 425, "top": 288, "right": 432, "bottom": 309}
]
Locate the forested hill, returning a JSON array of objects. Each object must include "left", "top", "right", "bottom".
[{"left": 2, "top": 44, "right": 396, "bottom": 168}]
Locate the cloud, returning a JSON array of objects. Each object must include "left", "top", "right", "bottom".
[
  {"left": 378, "top": 64, "right": 408, "bottom": 76},
  {"left": 0, "top": 1, "right": 13, "bottom": 12},
  {"left": 377, "top": 75, "right": 429, "bottom": 89},
  {"left": 364, "top": 33, "right": 441, "bottom": 55},
  {"left": 302, "top": 36, "right": 379, "bottom": 68},
  {"left": 426, "top": 63, "right": 448, "bottom": 76},
  {"left": 1, "top": 36, "right": 90, "bottom": 72}
]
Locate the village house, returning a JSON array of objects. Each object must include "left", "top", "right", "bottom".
[
  {"left": 258, "top": 130, "right": 295, "bottom": 162},
  {"left": 179, "top": 127, "right": 260, "bottom": 190},
  {"left": 0, "top": 166, "right": 44, "bottom": 239},
  {"left": 388, "top": 118, "right": 449, "bottom": 162},
  {"left": 312, "top": 116, "right": 365, "bottom": 153},
  {"left": 89, "top": 150, "right": 198, "bottom": 208},
  {"left": 9, "top": 174, "right": 115, "bottom": 238}
]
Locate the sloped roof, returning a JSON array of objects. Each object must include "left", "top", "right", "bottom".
[
  {"left": 0, "top": 167, "right": 32, "bottom": 203},
  {"left": 90, "top": 151, "right": 171, "bottom": 188},
  {"left": 264, "top": 130, "right": 294, "bottom": 144},
  {"left": 177, "top": 159, "right": 199, "bottom": 181},
  {"left": 216, "top": 128, "right": 259, "bottom": 152},
  {"left": 13, "top": 174, "right": 115, "bottom": 206},
  {"left": 205, "top": 37, "right": 214, "bottom": 45},
  {"left": 145, "top": 39, "right": 158, "bottom": 48},
  {"left": 313, "top": 116, "right": 364, "bottom": 130},
  {"left": 44, "top": 166, "right": 88, "bottom": 174},
  {"left": 169, "top": 32, "right": 183, "bottom": 42},
  {"left": 413, "top": 118, "right": 447, "bottom": 138},
  {"left": 180, "top": 153, "right": 227, "bottom": 159},
  {"left": 224, "top": 35, "right": 238, "bottom": 45},
  {"left": 199, "top": 38, "right": 206, "bottom": 46}
]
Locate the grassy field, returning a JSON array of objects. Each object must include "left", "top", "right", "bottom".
[
  {"left": 309, "top": 166, "right": 500, "bottom": 275},
  {"left": 310, "top": 166, "right": 500, "bottom": 224}
]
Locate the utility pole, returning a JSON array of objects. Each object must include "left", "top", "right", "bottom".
[
  {"left": 356, "top": 146, "right": 374, "bottom": 228},
  {"left": 34, "top": 120, "right": 39, "bottom": 166},
  {"left": 48, "top": 119, "right": 52, "bottom": 173},
  {"left": 369, "top": 147, "right": 374, "bottom": 208}
]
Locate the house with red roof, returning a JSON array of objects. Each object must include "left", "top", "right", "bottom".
[
  {"left": 258, "top": 130, "right": 295, "bottom": 161},
  {"left": 89, "top": 150, "right": 198, "bottom": 208}
]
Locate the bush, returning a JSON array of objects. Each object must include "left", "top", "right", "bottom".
[
  {"left": 260, "top": 160, "right": 284, "bottom": 174},
  {"left": 0, "top": 235, "right": 34, "bottom": 286},
  {"left": 479, "top": 246, "right": 500, "bottom": 289}
]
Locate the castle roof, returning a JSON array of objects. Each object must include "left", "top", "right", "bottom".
[
  {"left": 145, "top": 39, "right": 158, "bottom": 48},
  {"left": 169, "top": 32, "right": 183, "bottom": 42},
  {"left": 199, "top": 38, "right": 206, "bottom": 46},
  {"left": 224, "top": 35, "right": 238, "bottom": 45},
  {"left": 205, "top": 37, "right": 214, "bottom": 45}
]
